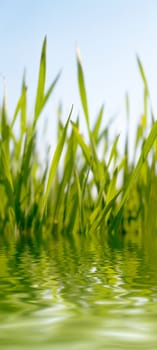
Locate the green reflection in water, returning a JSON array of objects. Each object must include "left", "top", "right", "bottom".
[{"left": 0, "top": 235, "right": 157, "bottom": 349}]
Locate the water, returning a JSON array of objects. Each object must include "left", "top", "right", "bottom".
[{"left": 0, "top": 234, "right": 157, "bottom": 349}]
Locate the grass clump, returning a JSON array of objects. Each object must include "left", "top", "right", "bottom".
[{"left": 0, "top": 37, "right": 157, "bottom": 240}]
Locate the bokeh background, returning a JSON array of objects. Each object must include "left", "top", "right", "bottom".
[{"left": 1, "top": 0, "right": 157, "bottom": 158}]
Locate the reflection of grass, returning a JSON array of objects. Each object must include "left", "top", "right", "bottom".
[{"left": 0, "top": 37, "right": 157, "bottom": 240}]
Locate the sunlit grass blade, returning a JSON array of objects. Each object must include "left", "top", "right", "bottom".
[
  {"left": 71, "top": 121, "right": 91, "bottom": 163},
  {"left": 74, "top": 169, "right": 83, "bottom": 232},
  {"left": 137, "top": 55, "right": 149, "bottom": 94},
  {"left": 42, "top": 106, "right": 73, "bottom": 213},
  {"left": 34, "top": 36, "right": 60, "bottom": 125},
  {"left": 11, "top": 78, "right": 27, "bottom": 131},
  {"left": 106, "top": 168, "right": 118, "bottom": 205},
  {"left": 42, "top": 70, "right": 61, "bottom": 112},
  {"left": 107, "top": 135, "right": 119, "bottom": 167},
  {"left": 92, "top": 105, "right": 104, "bottom": 142},
  {"left": 53, "top": 127, "right": 78, "bottom": 226},
  {"left": 34, "top": 36, "right": 46, "bottom": 122},
  {"left": 77, "top": 48, "right": 90, "bottom": 130}
]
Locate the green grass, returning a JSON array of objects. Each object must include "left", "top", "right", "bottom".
[{"left": 0, "top": 37, "right": 157, "bottom": 240}]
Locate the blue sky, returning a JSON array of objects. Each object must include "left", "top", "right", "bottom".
[{"left": 1, "top": 0, "right": 157, "bottom": 155}]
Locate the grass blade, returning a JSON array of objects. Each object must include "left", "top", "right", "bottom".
[
  {"left": 71, "top": 121, "right": 91, "bottom": 164},
  {"left": 42, "top": 106, "right": 73, "bottom": 213},
  {"left": 34, "top": 37, "right": 60, "bottom": 126},
  {"left": 77, "top": 48, "right": 90, "bottom": 130},
  {"left": 137, "top": 56, "right": 149, "bottom": 94},
  {"left": 34, "top": 37, "right": 47, "bottom": 122},
  {"left": 92, "top": 105, "right": 104, "bottom": 142}
]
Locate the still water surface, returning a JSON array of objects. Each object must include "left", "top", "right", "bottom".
[{"left": 0, "top": 235, "right": 157, "bottom": 349}]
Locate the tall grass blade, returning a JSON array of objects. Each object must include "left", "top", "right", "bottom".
[
  {"left": 137, "top": 56, "right": 149, "bottom": 94},
  {"left": 92, "top": 105, "right": 104, "bottom": 142},
  {"left": 77, "top": 48, "right": 90, "bottom": 130},
  {"left": 34, "top": 37, "right": 47, "bottom": 122},
  {"left": 11, "top": 80, "right": 27, "bottom": 131},
  {"left": 71, "top": 121, "right": 91, "bottom": 163},
  {"left": 34, "top": 36, "right": 60, "bottom": 125},
  {"left": 42, "top": 106, "right": 73, "bottom": 213},
  {"left": 1, "top": 99, "right": 13, "bottom": 191}
]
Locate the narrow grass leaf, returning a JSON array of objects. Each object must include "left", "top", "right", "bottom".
[
  {"left": 71, "top": 121, "right": 91, "bottom": 163},
  {"left": 106, "top": 168, "right": 118, "bottom": 205},
  {"left": 107, "top": 135, "right": 119, "bottom": 167},
  {"left": 42, "top": 70, "right": 61, "bottom": 112},
  {"left": 1, "top": 99, "right": 13, "bottom": 191},
  {"left": 137, "top": 56, "right": 149, "bottom": 94},
  {"left": 77, "top": 48, "right": 90, "bottom": 130},
  {"left": 34, "top": 37, "right": 60, "bottom": 126},
  {"left": 43, "top": 106, "right": 73, "bottom": 212},
  {"left": 74, "top": 169, "right": 83, "bottom": 230},
  {"left": 34, "top": 36, "right": 46, "bottom": 122},
  {"left": 11, "top": 83, "right": 27, "bottom": 130},
  {"left": 92, "top": 105, "right": 104, "bottom": 142}
]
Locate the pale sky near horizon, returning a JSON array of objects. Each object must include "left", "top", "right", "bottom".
[{"left": 1, "top": 1, "right": 157, "bottom": 157}]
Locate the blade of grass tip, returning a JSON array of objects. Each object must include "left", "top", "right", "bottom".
[
  {"left": 34, "top": 36, "right": 47, "bottom": 122},
  {"left": 76, "top": 47, "right": 90, "bottom": 131},
  {"left": 34, "top": 36, "right": 61, "bottom": 126},
  {"left": 42, "top": 106, "right": 73, "bottom": 213},
  {"left": 136, "top": 55, "right": 149, "bottom": 95}
]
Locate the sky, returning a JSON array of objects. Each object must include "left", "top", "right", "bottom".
[{"left": 1, "top": 0, "right": 157, "bottom": 157}]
